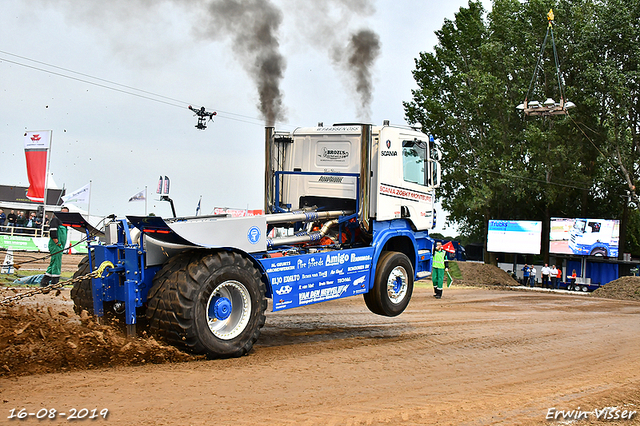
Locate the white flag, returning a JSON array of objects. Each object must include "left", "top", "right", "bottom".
[
  {"left": 61, "top": 183, "right": 90, "bottom": 205},
  {"left": 128, "top": 189, "right": 146, "bottom": 202}
]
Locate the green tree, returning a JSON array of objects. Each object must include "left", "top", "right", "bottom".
[{"left": 405, "top": 0, "right": 640, "bottom": 259}]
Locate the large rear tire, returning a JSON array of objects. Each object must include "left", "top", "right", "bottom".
[
  {"left": 70, "top": 255, "right": 94, "bottom": 315},
  {"left": 145, "top": 250, "right": 267, "bottom": 358},
  {"left": 364, "top": 251, "right": 414, "bottom": 317}
]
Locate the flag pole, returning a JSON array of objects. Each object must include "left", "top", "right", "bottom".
[
  {"left": 43, "top": 131, "right": 53, "bottom": 227},
  {"left": 145, "top": 186, "right": 148, "bottom": 216},
  {"left": 88, "top": 180, "right": 92, "bottom": 216}
]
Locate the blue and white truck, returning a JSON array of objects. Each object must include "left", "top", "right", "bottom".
[
  {"left": 60, "top": 122, "right": 441, "bottom": 358},
  {"left": 568, "top": 219, "right": 619, "bottom": 258}
]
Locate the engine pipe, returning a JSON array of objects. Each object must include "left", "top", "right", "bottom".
[
  {"left": 265, "top": 209, "right": 352, "bottom": 225},
  {"left": 267, "top": 219, "right": 339, "bottom": 247}
]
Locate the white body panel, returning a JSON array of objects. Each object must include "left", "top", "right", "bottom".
[
  {"left": 281, "top": 126, "right": 361, "bottom": 209},
  {"left": 373, "top": 126, "right": 436, "bottom": 231},
  {"left": 278, "top": 123, "right": 439, "bottom": 231},
  {"left": 168, "top": 215, "right": 267, "bottom": 252}
]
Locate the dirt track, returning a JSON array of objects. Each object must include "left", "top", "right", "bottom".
[{"left": 1, "top": 285, "right": 639, "bottom": 425}]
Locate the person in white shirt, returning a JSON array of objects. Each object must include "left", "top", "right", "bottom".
[
  {"left": 550, "top": 265, "right": 558, "bottom": 289},
  {"left": 541, "top": 264, "right": 550, "bottom": 288}
]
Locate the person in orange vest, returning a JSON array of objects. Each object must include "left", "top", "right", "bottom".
[{"left": 555, "top": 266, "right": 562, "bottom": 289}]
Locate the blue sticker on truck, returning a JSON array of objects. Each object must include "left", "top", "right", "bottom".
[
  {"left": 259, "top": 247, "right": 374, "bottom": 311},
  {"left": 247, "top": 226, "right": 261, "bottom": 244}
]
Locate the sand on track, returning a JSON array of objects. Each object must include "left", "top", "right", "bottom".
[{"left": 1, "top": 283, "right": 639, "bottom": 426}]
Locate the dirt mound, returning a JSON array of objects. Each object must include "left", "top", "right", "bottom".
[
  {"left": 0, "top": 304, "right": 202, "bottom": 377},
  {"left": 592, "top": 276, "right": 640, "bottom": 301},
  {"left": 454, "top": 261, "right": 519, "bottom": 287}
]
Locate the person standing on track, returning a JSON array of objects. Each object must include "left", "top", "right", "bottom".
[
  {"left": 541, "top": 264, "right": 550, "bottom": 288},
  {"left": 432, "top": 242, "right": 449, "bottom": 299},
  {"left": 521, "top": 264, "right": 530, "bottom": 285},
  {"left": 40, "top": 206, "right": 69, "bottom": 287}
]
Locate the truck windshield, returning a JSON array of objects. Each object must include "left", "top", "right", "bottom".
[
  {"left": 402, "top": 140, "right": 427, "bottom": 185},
  {"left": 573, "top": 220, "right": 586, "bottom": 232}
]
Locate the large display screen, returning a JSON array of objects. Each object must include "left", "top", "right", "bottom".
[
  {"left": 550, "top": 217, "right": 619, "bottom": 257},
  {"left": 487, "top": 220, "right": 542, "bottom": 254}
]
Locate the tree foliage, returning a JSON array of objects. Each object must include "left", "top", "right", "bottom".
[{"left": 405, "top": 0, "right": 640, "bottom": 258}]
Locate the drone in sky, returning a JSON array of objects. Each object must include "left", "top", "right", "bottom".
[{"left": 188, "top": 105, "right": 217, "bottom": 130}]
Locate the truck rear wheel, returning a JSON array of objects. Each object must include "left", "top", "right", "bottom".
[
  {"left": 145, "top": 250, "right": 267, "bottom": 358},
  {"left": 364, "top": 251, "right": 413, "bottom": 317},
  {"left": 70, "top": 255, "right": 94, "bottom": 315}
]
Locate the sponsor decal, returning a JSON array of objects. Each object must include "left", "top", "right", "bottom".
[
  {"left": 275, "top": 285, "right": 292, "bottom": 295},
  {"left": 330, "top": 268, "right": 344, "bottom": 275},
  {"left": 325, "top": 252, "right": 350, "bottom": 267},
  {"left": 379, "top": 183, "right": 433, "bottom": 203},
  {"left": 348, "top": 264, "right": 370, "bottom": 273},
  {"left": 271, "top": 274, "right": 300, "bottom": 286},
  {"left": 316, "top": 126, "right": 360, "bottom": 132},
  {"left": 318, "top": 176, "right": 344, "bottom": 183},
  {"left": 319, "top": 147, "right": 349, "bottom": 160},
  {"left": 353, "top": 276, "right": 366, "bottom": 287},
  {"left": 308, "top": 257, "right": 323, "bottom": 268},
  {"left": 337, "top": 277, "right": 351, "bottom": 283},
  {"left": 266, "top": 260, "right": 295, "bottom": 273},
  {"left": 247, "top": 226, "right": 261, "bottom": 244},
  {"left": 350, "top": 253, "right": 372, "bottom": 262},
  {"left": 275, "top": 299, "right": 293, "bottom": 308},
  {"left": 299, "top": 285, "right": 350, "bottom": 305}
]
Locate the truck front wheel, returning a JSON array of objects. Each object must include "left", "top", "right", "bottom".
[
  {"left": 590, "top": 248, "right": 607, "bottom": 257},
  {"left": 364, "top": 251, "right": 414, "bottom": 317},
  {"left": 146, "top": 250, "right": 267, "bottom": 358}
]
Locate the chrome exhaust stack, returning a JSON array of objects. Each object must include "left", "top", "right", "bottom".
[
  {"left": 359, "top": 124, "right": 372, "bottom": 233},
  {"left": 264, "top": 126, "right": 275, "bottom": 214}
]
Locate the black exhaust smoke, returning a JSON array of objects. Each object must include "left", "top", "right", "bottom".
[{"left": 203, "top": 0, "right": 286, "bottom": 126}]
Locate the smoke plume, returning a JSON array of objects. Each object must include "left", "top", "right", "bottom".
[
  {"left": 201, "top": 0, "right": 286, "bottom": 126},
  {"left": 290, "top": 1, "right": 380, "bottom": 121},
  {"left": 336, "top": 29, "right": 381, "bottom": 121}
]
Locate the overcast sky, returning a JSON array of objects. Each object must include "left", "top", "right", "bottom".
[{"left": 1, "top": 0, "right": 490, "bottom": 235}]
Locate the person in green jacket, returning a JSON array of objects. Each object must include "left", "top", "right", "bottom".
[
  {"left": 41, "top": 207, "right": 69, "bottom": 287},
  {"left": 432, "top": 242, "right": 449, "bottom": 299}
]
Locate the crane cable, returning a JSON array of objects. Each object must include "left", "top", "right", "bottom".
[{"left": 524, "top": 9, "right": 566, "bottom": 104}]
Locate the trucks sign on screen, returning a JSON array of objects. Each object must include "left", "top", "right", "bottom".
[{"left": 487, "top": 220, "right": 542, "bottom": 254}]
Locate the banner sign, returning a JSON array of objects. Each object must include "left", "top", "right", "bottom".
[
  {"left": 24, "top": 131, "right": 52, "bottom": 202},
  {"left": 487, "top": 220, "right": 542, "bottom": 254},
  {"left": 61, "top": 183, "right": 90, "bottom": 205},
  {"left": 259, "top": 247, "right": 374, "bottom": 311},
  {"left": 0, "top": 235, "right": 87, "bottom": 254}
]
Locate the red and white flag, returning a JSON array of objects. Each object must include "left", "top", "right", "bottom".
[
  {"left": 442, "top": 241, "right": 456, "bottom": 254},
  {"left": 24, "top": 131, "right": 52, "bottom": 202}
]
